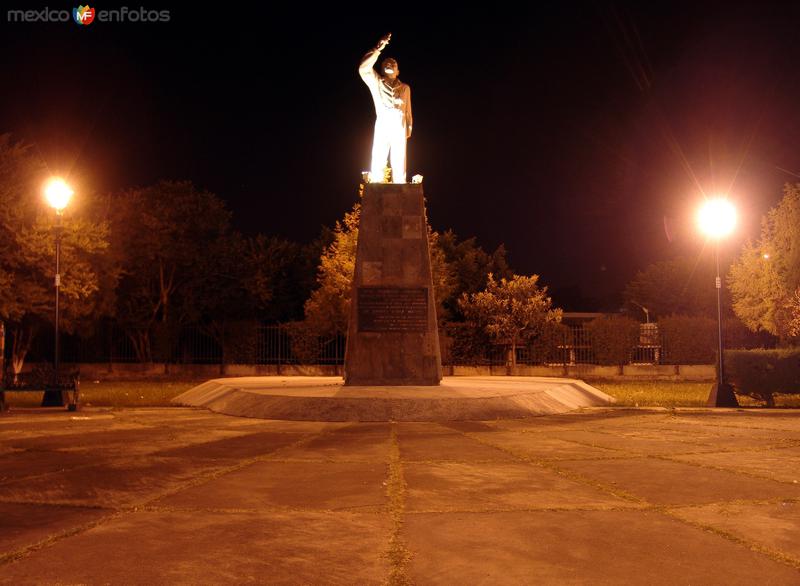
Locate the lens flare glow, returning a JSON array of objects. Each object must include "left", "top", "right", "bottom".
[
  {"left": 697, "top": 197, "right": 736, "bottom": 238},
  {"left": 44, "top": 178, "right": 74, "bottom": 211}
]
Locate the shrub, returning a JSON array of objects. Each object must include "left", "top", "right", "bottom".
[
  {"left": 725, "top": 348, "right": 800, "bottom": 406},
  {"left": 221, "top": 321, "right": 259, "bottom": 363},
  {"left": 528, "top": 321, "right": 571, "bottom": 364},
  {"left": 446, "top": 321, "right": 493, "bottom": 365},
  {"left": 659, "top": 315, "right": 717, "bottom": 364},
  {"left": 586, "top": 315, "right": 639, "bottom": 366},
  {"left": 724, "top": 317, "right": 778, "bottom": 349},
  {"left": 284, "top": 321, "right": 321, "bottom": 365}
]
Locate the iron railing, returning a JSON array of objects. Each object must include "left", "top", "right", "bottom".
[
  {"left": 22, "top": 322, "right": 348, "bottom": 366},
  {"left": 13, "top": 321, "right": 768, "bottom": 367}
]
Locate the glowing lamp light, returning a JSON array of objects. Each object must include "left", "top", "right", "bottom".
[
  {"left": 44, "top": 178, "right": 74, "bottom": 211},
  {"left": 697, "top": 197, "right": 736, "bottom": 238}
]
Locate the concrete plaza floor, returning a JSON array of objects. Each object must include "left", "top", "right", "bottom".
[{"left": 1, "top": 407, "right": 800, "bottom": 584}]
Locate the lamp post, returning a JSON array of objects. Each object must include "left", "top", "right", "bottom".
[
  {"left": 42, "top": 178, "right": 73, "bottom": 407},
  {"left": 697, "top": 197, "right": 739, "bottom": 407}
]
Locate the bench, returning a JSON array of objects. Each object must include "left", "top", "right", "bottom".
[{"left": 0, "top": 366, "right": 80, "bottom": 412}]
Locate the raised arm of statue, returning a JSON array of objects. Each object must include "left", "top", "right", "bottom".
[
  {"left": 358, "top": 33, "right": 391, "bottom": 84},
  {"left": 358, "top": 49, "right": 380, "bottom": 84}
]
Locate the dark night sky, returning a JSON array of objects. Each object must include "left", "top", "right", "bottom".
[{"left": 1, "top": 3, "right": 799, "bottom": 310}]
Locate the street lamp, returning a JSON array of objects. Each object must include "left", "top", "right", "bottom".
[
  {"left": 43, "top": 178, "right": 73, "bottom": 407},
  {"left": 697, "top": 197, "right": 739, "bottom": 407}
]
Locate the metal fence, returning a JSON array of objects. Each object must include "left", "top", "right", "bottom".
[
  {"left": 445, "top": 322, "right": 711, "bottom": 367},
  {"left": 15, "top": 320, "right": 769, "bottom": 367},
  {"left": 448, "top": 325, "right": 662, "bottom": 367},
  {"left": 22, "top": 323, "right": 347, "bottom": 366}
]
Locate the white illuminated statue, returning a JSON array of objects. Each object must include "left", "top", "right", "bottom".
[{"left": 359, "top": 33, "right": 412, "bottom": 183}]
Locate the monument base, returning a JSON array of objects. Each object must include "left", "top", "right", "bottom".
[
  {"left": 172, "top": 376, "right": 616, "bottom": 422},
  {"left": 344, "top": 182, "right": 442, "bottom": 386}
]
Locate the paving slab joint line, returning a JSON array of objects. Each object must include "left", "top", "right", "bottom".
[
  {"left": 267, "top": 457, "right": 391, "bottom": 464},
  {"left": 670, "top": 421, "right": 800, "bottom": 433},
  {"left": 0, "top": 427, "right": 337, "bottom": 566},
  {"left": 561, "top": 432, "right": 800, "bottom": 459},
  {"left": 478, "top": 429, "right": 800, "bottom": 490},
  {"left": 583, "top": 427, "right": 712, "bottom": 449},
  {"left": 0, "top": 511, "right": 125, "bottom": 566},
  {"left": 545, "top": 435, "right": 779, "bottom": 465},
  {"left": 385, "top": 423, "right": 412, "bottom": 586},
  {"left": 136, "top": 427, "right": 343, "bottom": 506},
  {"left": 553, "top": 437, "right": 636, "bottom": 454},
  {"left": 135, "top": 504, "right": 389, "bottom": 516},
  {"left": 0, "top": 459, "right": 121, "bottom": 488},
  {"left": 658, "top": 507, "right": 800, "bottom": 571},
  {"left": 653, "top": 442, "right": 800, "bottom": 458},
  {"left": 460, "top": 431, "right": 645, "bottom": 504},
  {"left": 402, "top": 503, "right": 650, "bottom": 515},
  {"left": 648, "top": 453, "right": 800, "bottom": 487},
  {"left": 664, "top": 497, "right": 800, "bottom": 511},
  {"left": 400, "top": 458, "right": 520, "bottom": 465},
  {"left": 542, "top": 455, "right": 639, "bottom": 463},
  {"left": 0, "top": 498, "right": 114, "bottom": 511}
]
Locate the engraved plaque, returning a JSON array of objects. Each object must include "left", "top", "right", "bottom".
[{"left": 358, "top": 287, "right": 428, "bottom": 332}]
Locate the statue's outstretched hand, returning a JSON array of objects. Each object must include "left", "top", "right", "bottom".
[{"left": 376, "top": 33, "right": 391, "bottom": 51}]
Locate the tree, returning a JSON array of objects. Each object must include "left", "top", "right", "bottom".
[
  {"left": 0, "top": 134, "right": 112, "bottom": 376},
  {"left": 247, "top": 234, "right": 320, "bottom": 324},
  {"left": 427, "top": 229, "right": 457, "bottom": 325},
  {"left": 304, "top": 203, "right": 360, "bottom": 337},
  {"left": 436, "top": 230, "right": 512, "bottom": 321},
  {"left": 624, "top": 256, "right": 716, "bottom": 319},
  {"left": 184, "top": 232, "right": 317, "bottom": 366},
  {"left": 180, "top": 231, "right": 265, "bottom": 365},
  {"left": 458, "top": 273, "right": 562, "bottom": 368},
  {"left": 728, "top": 183, "right": 800, "bottom": 343},
  {"left": 108, "top": 180, "right": 234, "bottom": 362},
  {"left": 789, "top": 290, "right": 800, "bottom": 339},
  {"left": 727, "top": 242, "right": 786, "bottom": 338}
]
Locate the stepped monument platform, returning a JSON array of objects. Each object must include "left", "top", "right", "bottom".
[{"left": 172, "top": 376, "right": 615, "bottom": 421}]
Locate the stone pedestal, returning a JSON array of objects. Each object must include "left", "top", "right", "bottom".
[{"left": 344, "top": 183, "right": 442, "bottom": 386}]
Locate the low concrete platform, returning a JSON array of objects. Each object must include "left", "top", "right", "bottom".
[{"left": 171, "top": 376, "right": 615, "bottom": 421}]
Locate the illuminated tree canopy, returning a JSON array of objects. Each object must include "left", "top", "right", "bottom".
[
  {"left": 459, "top": 273, "right": 562, "bottom": 367},
  {"left": 728, "top": 183, "right": 800, "bottom": 343}
]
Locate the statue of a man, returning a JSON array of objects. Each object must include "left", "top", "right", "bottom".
[{"left": 359, "top": 33, "right": 412, "bottom": 183}]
